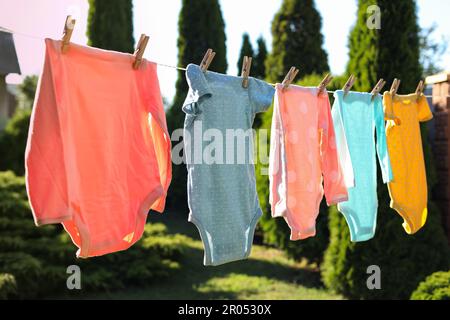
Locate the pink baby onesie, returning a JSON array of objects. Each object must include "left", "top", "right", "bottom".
[
  {"left": 25, "top": 39, "right": 172, "bottom": 258},
  {"left": 269, "top": 85, "right": 349, "bottom": 240}
]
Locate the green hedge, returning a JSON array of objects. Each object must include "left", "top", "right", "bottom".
[
  {"left": 0, "top": 171, "right": 189, "bottom": 299},
  {"left": 0, "top": 274, "right": 17, "bottom": 299},
  {"left": 322, "top": 202, "right": 449, "bottom": 300},
  {"left": 321, "top": 121, "right": 450, "bottom": 299},
  {"left": 411, "top": 270, "right": 450, "bottom": 300}
]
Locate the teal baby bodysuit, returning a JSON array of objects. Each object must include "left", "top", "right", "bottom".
[
  {"left": 182, "top": 64, "right": 275, "bottom": 266},
  {"left": 331, "top": 90, "right": 393, "bottom": 242}
]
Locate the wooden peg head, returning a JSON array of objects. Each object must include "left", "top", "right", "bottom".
[
  {"left": 289, "top": 68, "right": 299, "bottom": 87},
  {"left": 205, "top": 51, "right": 215, "bottom": 70},
  {"left": 200, "top": 49, "right": 215, "bottom": 72},
  {"left": 133, "top": 34, "right": 150, "bottom": 69},
  {"left": 282, "top": 67, "right": 293, "bottom": 89},
  {"left": 371, "top": 79, "right": 386, "bottom": 100},
  {"left": 282, "top": 67, "right": 299, "bottom": 90},
  {"left": 390, "top": 78, "right": 401, "bottom": 97},
  {"left": 61, "top": 15, "right": 76, "bottom": 53},
  {"left": 200, "top": 49, "right": 212, "bottom": 71},
  {"left": 318, "top": 73, "right": 333, "bottom": 95},
  {"left": 241, "top": 56, "right": 252, "bottom": 88},
  {"left": 415, "top": 80, "right": 424, "bottom": 99},
  {"left": 343, "top": 74, "right": 356, "bottom": 97}
]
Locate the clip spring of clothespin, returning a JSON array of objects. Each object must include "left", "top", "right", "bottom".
[
  {"left": 133, "top": 34, "right": 150, "bottom": 69},
  {"left": 318, "top": 73, "right": 333, "bottom": 96},
  {"left": 370, "top": 79, "right": 386, "bottom": 101},
  {"left": 200, "top": 49, "right": 216, "bottom": 72},
  {"left": 282, "top": 67, "right": 299, "bottom": 90},
  {"left": 390, "top": 78, "right": 401, "bottom": 97},
  {"left": 61, "top": 15, "right": 76, "bottom": 53},
  {"left": 241, "top": 56, "right": 252, "bottom": 88},
  {"left": 415, "top": 80, "right": 425, "bottom": 100},
  {"left": 343, "top": 74, "right": 356, "bottom": 97}
]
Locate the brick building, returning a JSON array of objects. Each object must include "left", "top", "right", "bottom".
[{"left": 426, "top": 72, "right": 450, "bottom": 243}]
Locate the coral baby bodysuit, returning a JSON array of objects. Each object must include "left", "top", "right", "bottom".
[
  {"left": 383, "top": 92, "right": 433, "bottom": 234},
  {"left": 26, "top": 39, "right": 172, "bottom": 258},
  {"left": 182, "top": 64, "right": 275, "bottom": 266},
  {"left": 332, "top": 90, "right": 393, "bottom": 242},
  {"left": 269, "top": 85, "right": 349, "bottom": 240}
]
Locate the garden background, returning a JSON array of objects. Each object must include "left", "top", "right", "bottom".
[{"left": 0, "top": 0, "right": 449, "bottom": 300}]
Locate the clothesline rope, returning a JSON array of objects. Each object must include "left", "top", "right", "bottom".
[{"left": 4, "top": 28, "right": 449, "bottom": 98}]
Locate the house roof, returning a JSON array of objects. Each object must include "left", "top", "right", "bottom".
[
  {"left": 0, "top": 28, "right": 21, "bottom": 76},
  {"left": 426, "top": 72, "right": 450, "bottom": 84}
]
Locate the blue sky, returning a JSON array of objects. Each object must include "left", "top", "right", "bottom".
[{"left": 2, "top": 0, "right": 450, "bottom": 103}]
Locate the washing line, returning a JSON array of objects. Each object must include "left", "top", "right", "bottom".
[{"left": 4, "top": 28, "right": 449, "bottom": 98}]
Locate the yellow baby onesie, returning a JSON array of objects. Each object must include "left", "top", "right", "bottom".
[{"left": 383, "top": 92, "right": 433, "bottom": 234}]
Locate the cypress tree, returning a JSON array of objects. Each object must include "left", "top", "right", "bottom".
[
  {"left": 322, "top": 0, "right": 450, "bottom": 299},
  {"left": 237, "top": 33, "right": 254, "bottom": 75},
  {"left": 346, "top": 0, "right": 422, "bottom": 92},
  {"left": 245, "top": 36, "right": 268, "bottom": 128},
  {"left": 256, "top": 0, "right": 330, "bottom": 263},
  {"left": 253, "top": 36, "right": 268, "bottom": 80},
  {"left": 87, "top": 0, "right": 134, "bottom": 53},
  {"left": 165, "top": 0, "right": 227, "bottom": 209},
  {"left": 265, "top": 0, "right": 329, "bottom": 83}
]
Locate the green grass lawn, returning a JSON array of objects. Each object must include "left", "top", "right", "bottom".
[{"left": 82, "top": 211, "right": 342, "bottom": 300}]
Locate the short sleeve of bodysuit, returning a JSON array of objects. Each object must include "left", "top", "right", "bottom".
[
  {"left": 417, "top": 95, "right": 433, "bottom": 122},
  {"left": 182, "top": 64, "right": 212, "bottom": 115},
  {"left": 383, "top": 91, "right": 394, "bottom": 120},
  {"left": 249, "top": 77, "right": 276, "bottom": 114}
]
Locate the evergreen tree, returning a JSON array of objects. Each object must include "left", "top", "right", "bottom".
[
  {"left": 253, "top": 36, "right": 268, "bottom": 80},
  {"left": 87, "top": 0, "right": 134, "bottom": 53},
  {"left": 237, "top": 33, "right": 254, "bottom": 75},
  {"left": 265, "top": 0, "right": 329, "bottom": 83},
  {"left": 256, "top": 0, "right": 330, "bottom": 262},
  {"left": 249, "top": 36, "right": 268, "bottom": 128},
  {"left": 346, "top": 0, "right": 422, "bottom": 92},
  {"left": 165, "top": 0, "right": 227, "bottom": 209},
  {"left": 0, "top": 75, "right": 37, "bottom": 175},
  {"left": 17, "top": 75, "right": 38, "bottom": 109},
  {"left": 0, "top": 171, "right": 188, "bottom": 299},
  {"left": 322, "top": 0, "right": 450, "bottom": 299},
  {"left": 0, "top": 109, "right": 31, "bottom": 175}
]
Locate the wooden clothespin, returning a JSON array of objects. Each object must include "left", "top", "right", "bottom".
[
  {"left": 200, "top": 49, "right": 216, "bottom": 72},
  {"left": 133, "top": 34, "right": 150, "bottom": 69},
  {"left": 390, "top": 78, "right": 401, "bottom": 97},
  {"left": 415, "top": 80, "right": 425, "bottom": 100},
  {"left": 282, "top": 67, "right": 299, "bottom": 90},
  {"left": 241, "top": 56, "right": 252, "bottom": 88},
  {"left": 61, "top": 15, "right": 76, "bottom": 53},
  {"left": 318, "top": 73, "right": 333, "bottom": 96},
  {"left": 370, "top": 79, "right": 386, "bottom": 101},
  {"left": 343, "top": 74, "right": 356, "bottom": 97}
]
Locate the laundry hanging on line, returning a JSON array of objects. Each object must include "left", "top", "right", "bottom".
[
  {"left": 269, "top": 84, "right": 349, "bottom": 241},
  {"left": 26, "top": 38, "right": 172, "bottom": 258},
  {"left": 22, "top": 33, "right": 434, "bottom": 265},
  {"left": 182, "top": 63, "right": 275, "bottom": 266},
  {"left": 331, "top": 90, "right": 393, "bottom": 242},
  {"left": 383, "top": 91, "right": 433, "bottom": 235}
]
